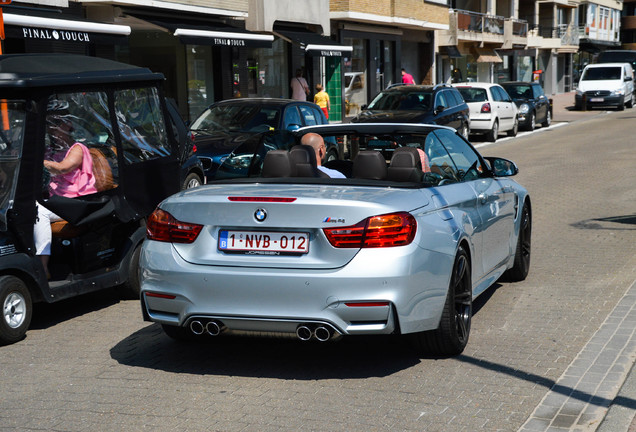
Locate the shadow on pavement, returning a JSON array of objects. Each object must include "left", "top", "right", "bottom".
[
  {"left": 110, "top": 323, "right": 421, "bottom": 379},
  {"left": 457, "top": 355, "right": 636, "bottom": 411},
  {"left": 30, "top": 288, "right": 122, "bottom": 330}
]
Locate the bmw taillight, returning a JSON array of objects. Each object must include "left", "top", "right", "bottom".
[
  {"left": 480, "top": 103, "right": 491, "bottom": 113},
  {"left": 146, "top": 208, "right": 203, "bottom": 243},
  {"left": 323, "top": 212, "right": 416, "bottom": 248}
]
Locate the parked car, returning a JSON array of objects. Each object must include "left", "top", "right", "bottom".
[
  {"left": 0, "top": 54, "right": 182, "bottom": 345},
  {"left": 452, "top": 83, "right": 518, "bottom": 141},
  {"left": 350, "top": 84, "right": 471, "bottom": 139},
  {"left": 165, "top": 99, "right": 204, "bottom": 190},
  {"left": 501, "top": 81, "right": 552, "bottom": 131},
  {"left": 190, "top": 98, "right": 337, "bottom": 181},
  {"left": 139, "top": 123, "right": 532, "bottom": 356},
  {"left": 574, "top": 63, "right": 635, "bottom": 111}
]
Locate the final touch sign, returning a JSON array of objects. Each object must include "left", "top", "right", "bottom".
[{"left": 22, "top": 27, "right": 91, "bottom": 43}]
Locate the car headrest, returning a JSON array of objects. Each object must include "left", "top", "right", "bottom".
[
  {"left": 290, "top": 145, "right": 329, "bottom": 178},
  {"left": 352, "top": 150, "right": 388, "bottom": 180},
  {"left": 387, "top": 147, "right": 423, "bottom": 182},
  {"left": 261, "top": 150, "right": 295, "bottom": 177}
]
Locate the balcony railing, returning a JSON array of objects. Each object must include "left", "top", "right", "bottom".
[
  {"left": 529, "top": 24, "right": 579, "bottom": 45},
  {"left": 454, "top": 9, "right": 504, "bottom": 35}
]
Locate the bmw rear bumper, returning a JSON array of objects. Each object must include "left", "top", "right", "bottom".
[{"left": 139, "top": 241, "right": 453, "bottom": 337}]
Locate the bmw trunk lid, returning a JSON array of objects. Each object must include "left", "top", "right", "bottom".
[{"left": 158, "top": 183, "right": 429, "bottom": 269}]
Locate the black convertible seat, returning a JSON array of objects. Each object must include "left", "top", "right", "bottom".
[
  {"left": 387, "top": 147, "right": 423, "bottom": 182},
  {"left": 290, "top": 145, "right": 329, "bottom": 178},
  {"left": 352, "top": 150, "right": 388, "bottom": 180},
  {"left": 262, "top": 150, "right": 295, "bottom": 177}
]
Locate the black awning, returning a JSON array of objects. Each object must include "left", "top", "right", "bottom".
[
  {"left": 142, "top": 17, "right": 273, "bottom": 48},
  {"left": 439, "top": 45, "right": 462, "bottom": 58},
  {"left": 274, "top": 29, "right": 352, "bottom": 57},
  {"left": 3, "top": 10, "right": 130, "bottom": 44}
]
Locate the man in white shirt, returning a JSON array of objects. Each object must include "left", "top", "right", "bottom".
[{"left": 300, "top": 133, "right": 346, "bottom": 178}]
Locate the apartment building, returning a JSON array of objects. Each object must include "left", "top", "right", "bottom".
[{"left": 622, "top": 0, "right": 636, "bottom": 48}]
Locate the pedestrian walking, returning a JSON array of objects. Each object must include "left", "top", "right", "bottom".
[
  {"left": 401, "top": 68, "right": 415, "bottom": 85},
  {"left": 291, "top": 69, "right": 310, "bottom": 101},
  {"left": 313, "top": 83, "right": 330, "bottom": 119}
]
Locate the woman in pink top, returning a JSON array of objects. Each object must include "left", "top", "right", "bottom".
[{"left": 35, "top": 111, "right": 97, "bottom": 277}]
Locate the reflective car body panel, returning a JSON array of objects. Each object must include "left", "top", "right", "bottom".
[{"left": 140, "top": 123, "right": 529, "bottom": 344}]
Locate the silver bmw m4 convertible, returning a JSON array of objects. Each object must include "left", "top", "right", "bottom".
[{"left": 140, "top": 123, "right": 531, "bottom": 355}]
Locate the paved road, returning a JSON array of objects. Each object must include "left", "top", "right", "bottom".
[{"left": 1, "top": 106, "right": 635, "bottom": 431}]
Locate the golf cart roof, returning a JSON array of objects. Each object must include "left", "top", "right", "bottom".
[{"left": 0, "top": 54, "right": 164, "bottom": 88}]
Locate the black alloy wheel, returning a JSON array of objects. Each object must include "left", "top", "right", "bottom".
[
  {"left": 503, "top": 202, "right": 532, "bottom": 281},
  {"left": 413, "top": 246, "right": 472, "bottom": 356}
]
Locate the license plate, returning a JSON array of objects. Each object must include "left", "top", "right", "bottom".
[
  {"left": 218, "top": 230, "right": 309, "bottom": 254},
  {"left": 590, "top": 97, "right": 604, "bottom": 102}
]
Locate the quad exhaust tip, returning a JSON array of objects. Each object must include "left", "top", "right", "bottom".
[
  {"left": 189, "top": 319, "right": 224, "bottom": 336},
  {"left": 296, "top": 324, "right": 333, "bottom": 342}
]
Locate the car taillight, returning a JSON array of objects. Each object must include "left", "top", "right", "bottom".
[
  {"left": 480, "top": 103, "right": 491, "bottom": 113},
  {"left": 146, "top": 208, "right": 203, "bottom": 243},
  {"left": 323, "top": 212, "right": 416, "bottom": 248}
]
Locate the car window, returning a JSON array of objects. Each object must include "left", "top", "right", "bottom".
[
  {"left": 115, "top": 87, "right": 171, "bottom": 164},
  {"left": 0, "top": 100, "right": 25, "bottom": 231},
  {"left": 299, "top": 105, "right": 320, "bottom": 126},
  {"left": 582, "top": 67, "right": 622, "bottom": 80},
  {"left": 433, "top": 128, "right": 485, "bottom": 182},
  {"left": 46, "top": 92, "right": 119, "bottom": 192},
  {"left": 532, "top": 85, "right": 544, "bottom": 99},
  {"left": 491, "top": 86, "right": 506, "bottom": 102},
  {"left": 283, "top": 106, "right": 303, "bottom": 130},
  {"left": 368, "top": 91, "right": 432, "bottom": 111},
  {"left": 435, "top": 91, "right": 449, "bottom": 108},
  {"left": 447, "top": 89, "right": 463, "bottom": 106},
  {"left": 457, "top": 87, "right": 487, "bottom": 103},
  {"left": 424, "top": 133, "right": 459, "bottom": 183}
]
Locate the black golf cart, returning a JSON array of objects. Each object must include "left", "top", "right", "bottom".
[{"left": 0, "top": 54, "right": 181, "bottom": 344}]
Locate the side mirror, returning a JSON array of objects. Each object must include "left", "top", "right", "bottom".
[
  {"left": 361, "top": 104, "right": 368, "bottom": 111},
  {"left": 435, "top": 105, "right": 445, "bottom": 114},
  {"left": 625, "top": 76, "right": 633, "bottom": 82},
  {"left": 484, "top": 157, "right": 518, "bottom": 177},
  {"left": 286, "top": 124, "right": 301, "bottom": 131}
]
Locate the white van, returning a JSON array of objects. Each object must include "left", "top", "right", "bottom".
[{"left": 575, "top": 63, "right": 635, "bottom": 110}]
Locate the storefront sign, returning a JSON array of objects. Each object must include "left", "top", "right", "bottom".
[
  {"left": 21, "top": 27, "right": 90, "bottom": 42},
  {"left": 212, "top": 37, "right": 246, "bottom": 47}
]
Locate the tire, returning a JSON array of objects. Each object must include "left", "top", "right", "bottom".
[
  {"left": 459, "top": 122, "right": 470, "bottom": 140},
  {"left": 503, "top": 201, "right": 532, "bottom": 282},
  {"left": 541, "top": 110, "right": 551, "bottom": 128},
  {"left": 162, "top": 324, "right": 197, "bottom": 341},
  {"left": 618, "top": 100, "right": 625, "bottom": 111},
  {"left": 413, "top": 246, "right": 472, "bottom": 356},
  {"left": 119, "top": 244, "right": 142, "bottom": 300},
  {"left": 0, "top": 276, "right": 32, "bottom": 345},
  {"left": 627, "top": 93, "right": 634, "bottom": 109},
  {"left": 507, "top": 117, "right": 518, "bottom": 137},
  {"left": 486, "top": 120, "right": 498, "bottom": 142},
  {"left": 182, "top": 172, "right": 202, "bottom": 190},
  {"left": 525, "top": 112, "right": 535, "bottom": 131}
]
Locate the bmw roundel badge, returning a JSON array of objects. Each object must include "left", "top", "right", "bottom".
[{"left": 254, "top": 208, "right": 267, "bottom": 222}]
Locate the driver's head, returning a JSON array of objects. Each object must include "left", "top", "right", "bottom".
[
  {"left": 46, "top": 99, "right": 74, "bottom": 150},
  {"left": 300, "top": 133, "right": 326, "bottom": 165}
]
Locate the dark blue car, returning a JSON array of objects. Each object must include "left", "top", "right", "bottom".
[{"left": 190, "top": 98, "right": 337, "bottom": 181}]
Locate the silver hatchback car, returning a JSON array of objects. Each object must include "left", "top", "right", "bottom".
[{"left": 140, "top": 123, "right": 531, "bottom": 356}]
